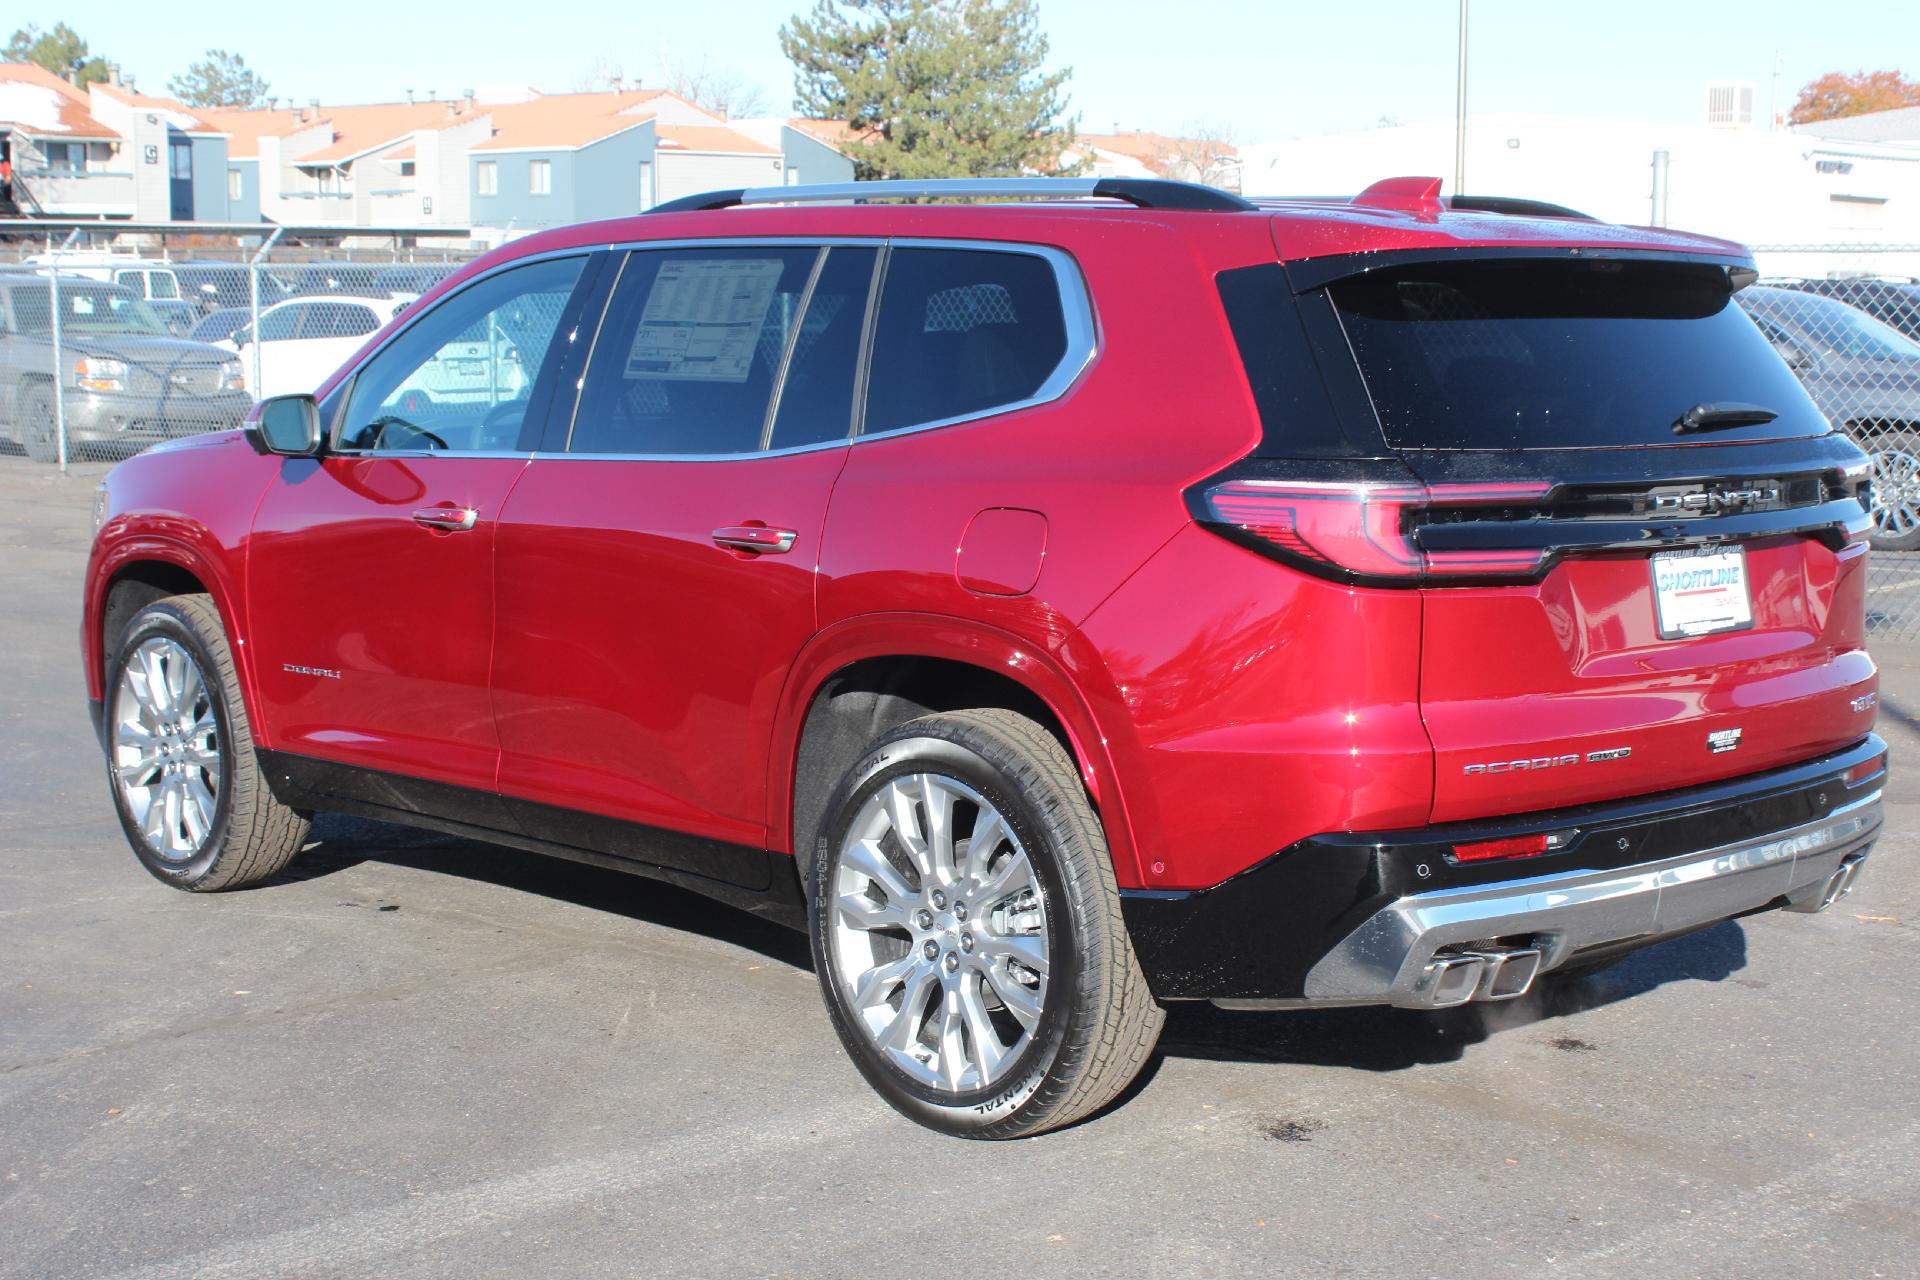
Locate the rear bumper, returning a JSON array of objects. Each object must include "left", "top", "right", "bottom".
[{"left": 1121, "top": 735, "right": 1887, "bottom": 1004}]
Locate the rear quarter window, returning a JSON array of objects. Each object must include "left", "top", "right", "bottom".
[{"left": 863, "top": 248, "right": 1070, "bottom": 434}]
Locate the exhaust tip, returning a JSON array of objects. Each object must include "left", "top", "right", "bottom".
[
  {"left": 1419, "top": 955, "right": 1487, "bottom": 1008},
  {"left": 1476, "top": 947, "right": 1543, "bottom": 1000}
]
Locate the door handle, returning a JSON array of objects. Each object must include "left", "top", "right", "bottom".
[
  {"left": 712, "top": 525, "right": 797, "bottom": 555},
  {"left": 412, "top": 507, "right": 478, "bottom": 532}
]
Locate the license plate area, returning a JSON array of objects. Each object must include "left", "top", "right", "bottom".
[{"left": 1651, "top": 545, "right": 1753, "bottom": 639}]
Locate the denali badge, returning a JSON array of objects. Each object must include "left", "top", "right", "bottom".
[
  {"left": 1464, "top": 746, "right": 1630, "bottom": 775},
  {"left": 1651, "top": 486, "right": 1781, "bottom": 514},
  {"left": 282, "top": 663, "right": 342, "bottom": 680},
  {"left": 1707, "top": 728, "right": 1743, "bottom": 754}
]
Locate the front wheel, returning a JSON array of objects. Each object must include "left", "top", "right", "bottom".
[
  {"left": 18, "top": 383, "right": 58, "bottom": 463},
  {"left": 809, "top": 709, "right": 1164, "bottom": 1138},
  {"left": 105, "top": 594, "right": 310, "bottom": 890}
]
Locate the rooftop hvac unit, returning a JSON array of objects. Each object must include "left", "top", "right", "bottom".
[{"left": 1706, "top": 81, "right": 1756, "bottom": 128}]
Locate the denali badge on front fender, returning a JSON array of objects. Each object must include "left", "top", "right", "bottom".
[{"left": 1708, "top": 728, "right": 1743, "bottom": 754}]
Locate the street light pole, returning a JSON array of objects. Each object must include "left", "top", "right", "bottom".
[{"left": 1454, "top": 0, "right": 1470, "bottom": 194}]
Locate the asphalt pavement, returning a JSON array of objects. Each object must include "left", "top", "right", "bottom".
[{"left": 2, "top": 453, "right": 1916, "bottom": 1279}]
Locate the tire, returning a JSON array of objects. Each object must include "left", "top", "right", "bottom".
[
  {"left": 1861, "top": 426, "right": 1920, "bottom": 552},
  {"left": 19, "top": 382, "right": 58, "bottom": 464},
  {"left": 809, "top": 708, "right": 1164, "bottom": 1138},
  {"left": 104, "top": 593, "right": 309, "bottom": 891}
]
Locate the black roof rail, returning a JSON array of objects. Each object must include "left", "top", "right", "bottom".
[
  {"left": 1445, "top": 195, "right": 1599, "bottom": 221},
  {"left": 647, "top": 177, "right": 1256, "bottom": 215}
]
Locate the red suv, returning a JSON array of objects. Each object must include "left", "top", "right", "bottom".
[{"left": 83, "top": 177, "right": 1887, "bottom": 1138}]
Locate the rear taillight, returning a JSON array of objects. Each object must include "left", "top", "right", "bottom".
[
  {"left": 1450, "top": 827, "right": 1578, "bottom": 864},
  {"left": 1194, "top": 475, "right": 1553, "bottom": 585}
]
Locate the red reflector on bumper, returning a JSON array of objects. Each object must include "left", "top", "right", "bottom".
[
  {"left": 1846, "top": 753, "right": 1886, "bottom": 786},
  {"left": 1451, "top": 833, "right": 1549, "bottom": 863}
]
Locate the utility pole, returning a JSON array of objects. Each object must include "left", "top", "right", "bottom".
[
  {"left": 1769, "top": 50, "right": 1783, "bottom": 130},
  {"left": 1454, "top": 0, "right": 1470, "bottom": 193}
]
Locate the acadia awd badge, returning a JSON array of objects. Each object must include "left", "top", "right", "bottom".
[{"left": 1708, "top": 727, "right": 1743, "bottom": 755}]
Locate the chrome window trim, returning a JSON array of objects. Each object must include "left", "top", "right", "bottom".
[{"left": 324, "top": 235, "right": 1099, "bottom": 463}]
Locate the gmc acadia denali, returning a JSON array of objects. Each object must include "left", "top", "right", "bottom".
[{"left": 82, "top": 177, "right": 1887, "bottom": 1137}]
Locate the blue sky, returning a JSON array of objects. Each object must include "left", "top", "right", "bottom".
[{"left": 41, "top": 0, "right": 1920, "bottom": 139}]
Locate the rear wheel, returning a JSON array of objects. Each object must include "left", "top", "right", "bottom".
[
  {"left": 809, "top": 709, "right": 1163, "bottom": 1138},
  {"left": 105, "top": 594, "right": 310, "bottom": 891},
  {"left": 1861, "top": 425, "right": 1920, "bottom": 551}
]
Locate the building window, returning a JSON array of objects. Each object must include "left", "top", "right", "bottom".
[
  {"left": 399, "top": 160, "right": 416, "bottom": 177},
  {"left": 530, "top": 158, "right": 552, "bottom": 196},
  {"left": 476, "top": 160, "right": 498, "bottom": 196},
  {"left": 169, "top": 144, "right": 192, "bottom": 181},
  {"left": 228, "top": 168, "right": 243, "bottom": 200},
  {"left": 785, "top": 165, "right": 800, "bottom": 186},
  {"left": 639, "top": 161, "right": 654, "bottom": 211},
  {"left": 47, "top": 142, "right": 87, "bottom": 172}
]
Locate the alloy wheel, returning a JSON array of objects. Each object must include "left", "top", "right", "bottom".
[
  {"left": 112, "top": 637, "right": 222, "bottom": 861},
  {"left": 828, "top": 773, "right": 1050, "bottom": 1095},
  {"left": 1870, "top": 443, "right": 1920, "bottom": 542}
]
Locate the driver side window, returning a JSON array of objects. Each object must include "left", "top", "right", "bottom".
[{"left": 338, "top": 256, "right": 586, "bottom": 454}]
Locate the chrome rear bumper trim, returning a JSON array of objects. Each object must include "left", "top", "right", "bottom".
[{"left": 1292, "top": 792, "right": 1882, "bottom": 1010}]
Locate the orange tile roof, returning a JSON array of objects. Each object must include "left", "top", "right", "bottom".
[
  {"left": 657, "top": 124, "right": 776, "bottom": 154},
  {"left": 0, "top": 61, "right": 117, "bottom": 138},
  {"left": 471, "top": 90, "right": 668, "bottom": 152},
  {"left": 1079, "top": 130, "right": 1239, "bottom": 167},
  {"left": 201, "top": 100, "right": 485, "bottom": 164},
  {"left": 90, "top": 82, "right": 221, "bottom": 133},
  {"left": 786, "top": 118, "right": 877, "bottom": 149},
  {"left": 198, "top": 106, "right": 328, "bottom": 159}
]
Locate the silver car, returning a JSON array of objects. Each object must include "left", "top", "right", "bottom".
[{"left": 0, "top": 277, "right": 252, "bottom": 463}]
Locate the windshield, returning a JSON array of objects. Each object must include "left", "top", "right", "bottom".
[
  {"left": 1327, "top": 259, "right": 1830, "bottom": 450},
  {"left": 10, "top": 286, "right": 171, "bottom": 336}
]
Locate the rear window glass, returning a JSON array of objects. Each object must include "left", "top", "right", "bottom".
[{"left": 1329, "top": 259, "right": 1830, "bottom": 450}]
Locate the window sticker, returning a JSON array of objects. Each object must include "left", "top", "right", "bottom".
[{"left": 626, "top": 259, "right": 784, "bottom": 383}]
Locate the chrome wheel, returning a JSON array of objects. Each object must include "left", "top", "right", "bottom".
[
  {"left": 112, "top": 637, "right": 221, "bottom": 862},
  {"left": 828, "top": 773, "right": 1049, "bottom": 1095},
  {"left": 1870, "top": 443, "right": 1920, "bottom": 542}
]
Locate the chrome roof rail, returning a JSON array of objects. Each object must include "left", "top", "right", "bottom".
[{"left": 648, "top": 177, "right": 1257, "bottom": 215}]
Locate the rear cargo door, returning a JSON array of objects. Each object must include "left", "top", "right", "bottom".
[{"left": 1324, "top": 256, "right": 1878, "bottom": 822}]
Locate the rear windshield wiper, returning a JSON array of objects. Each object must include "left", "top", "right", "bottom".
[{"left": 1673, "top": 402, "right": 1778, "bottom": 435}]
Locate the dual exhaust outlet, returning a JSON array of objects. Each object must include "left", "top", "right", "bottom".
[
  {"left": 1784, "top": 852, "right": 1869, "bottom": 914},
  {"left": 1411, "top": 945, "right": 1543, "bottom": 1009}
]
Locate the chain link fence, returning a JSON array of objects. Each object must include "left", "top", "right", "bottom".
[
  {"left": 4, "top": 230, "right": 1919, "bottom": 637},
  {"left": 0, "top": 230, "right": 484, "bottom": 467},
  {"left": 1745, "top": 245, "right": 1920, "bottom": 639}
]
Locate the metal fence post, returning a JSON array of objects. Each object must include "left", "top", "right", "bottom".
[
  {"left": 48, "top": 227, "right": 81, "bottom": 474},
  {"left": 248, "top": 227, "right": 284, "bottom": 399}
]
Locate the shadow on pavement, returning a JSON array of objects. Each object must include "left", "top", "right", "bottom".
[
  {"left": 1154, "top": 920, "right": 1749, "bottom": 1072},
  {"left": 275, "top": 811, "right": 1753, "bottom": 1077},
  {"left": 275, "top": 812, "right": 814, "bottom": 972}
]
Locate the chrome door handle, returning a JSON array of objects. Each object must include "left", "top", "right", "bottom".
[
  {"left": 712, "top": 525, "right": 797, "bottom": 554},
  {"left": 412, "top": 507, "right": 478, "bottom": 531}
]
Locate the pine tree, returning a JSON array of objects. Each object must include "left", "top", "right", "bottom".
[
  {"left": 168, "top": 50, "right": 271, "bottom": 110},
  {"left": 780, "top": 0, "right": 1079, "bottom": 180}
]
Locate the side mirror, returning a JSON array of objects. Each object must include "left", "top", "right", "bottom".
[{"left": 254, "top": 394, "right": 323, "bottom": 456}]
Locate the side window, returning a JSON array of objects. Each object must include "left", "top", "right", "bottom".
[
  {"left": 150, "top": 273, "right": 180, "bottom": 300},
  {"left": 338, "top": 255, "right": 586, "bottom": 454},
  {"left": 863, "top": 248, "right": 1070, "bottom": 435},
  {"left": 259, "top": 306, "right": 303, "bottom": 342},
  {"left": 568, "top": 246, "right": 820, "bottom": 455},
  {"left": 299, "top": 302, "right": 377, "bottom": 340},
  {"left": 767, "top": 246, "right": 877, "bottom": 450}
]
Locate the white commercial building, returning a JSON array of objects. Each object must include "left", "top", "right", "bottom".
[{"left": 1240, "top": 111, "right": 1920, "bottom": 278}]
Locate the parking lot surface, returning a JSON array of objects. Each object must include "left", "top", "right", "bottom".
[{"left": 2, "top": 454, "right": 1917, "bottom": 1279}]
